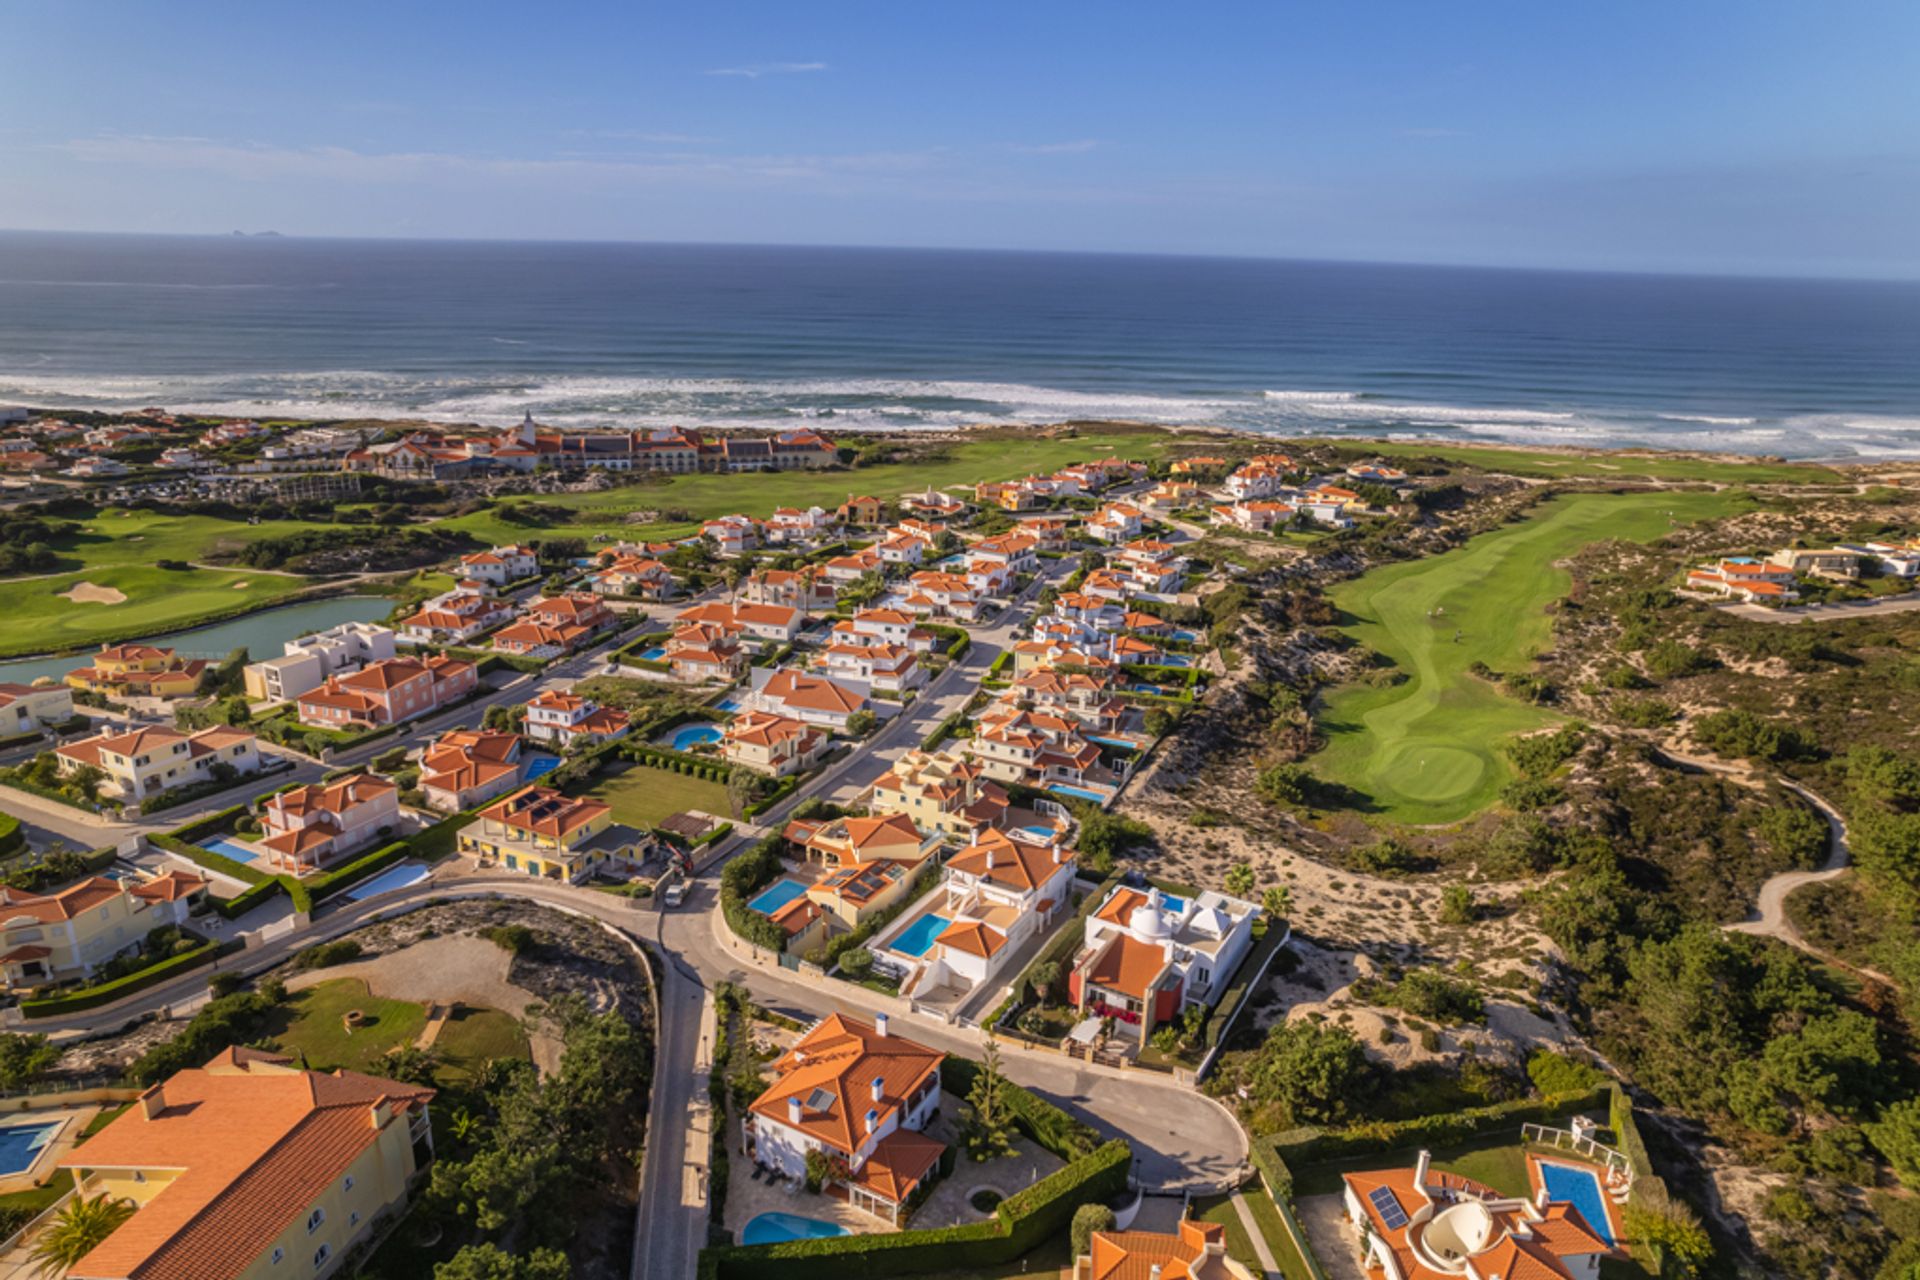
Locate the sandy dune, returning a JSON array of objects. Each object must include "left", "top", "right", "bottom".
[{"left": 58, "top": 581, "right": 127, "bottom": 605}]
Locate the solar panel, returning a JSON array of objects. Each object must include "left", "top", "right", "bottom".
[
  {"left": 805, "top": 1087, "right": 837, "bottom": 1113},
  {"left": 1369, "top": 1186, "right": 1409, "bottom": 1230}
]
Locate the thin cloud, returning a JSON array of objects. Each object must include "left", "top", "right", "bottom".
[
  {"left": 1007, "top": 139, "right": 1102, "bottom": 156},
  {"left": 705, "top": 61, "right": 827, "bottom": 79}
]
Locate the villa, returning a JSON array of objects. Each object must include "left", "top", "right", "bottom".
[
  {"left": 1085, "top": 503, "right": 1145, "bottom": 544},
  {"left": 822, "top": 548, "right": 884, "bottom": 582},
  {"left": 459, "top": 785, "right": 652, "bottom": 883},
  {"left": 722, "top": 710, "right": 830, "bottom": 777},
  {"left": 1224, "top": 461, "right": 1289, "bottom": 500},
  {"left": 260, "top": 773, "right": 400, "bottom": 872},
  {"left": 1766, "top": 546, "right": 1863, "bottom": 580},
  {"left": 523, "top": 688, "right": 631, "bottom": 750},
  {"left": 784, "top": 812, "right": 941, "bottom": 871},
  {"left": 703, "top": 514, "right": 762, "bottom": 555},
  {"left": 743, "top": 565, "right": 837, "bottom": 612},
  {"left": 1839, "top": 540, "right": 1920, "bottom": 577},
  {"left": 817, "top": 639, "right": 925, "bottom": 693},
  {"left": 865, "top": 745, "right": 1012, "bottom": 841},
  {"left": 396, "top": 584, "right": 516, "bottom": 646},
  {"left": 746, "top": 667, "right": 870, "bottom": 731},
  {"left": 746, "top": 1012, "right": 945, "bottom": 1225},
  {"left": 839, "top": 608, "right": 934, "bottom": 650},
  {"left": 1014, "top": 669, "right": 1129, "bottom": 734},
  {"left": 678, "top": 600, "right": 805, "bottom": 644},
  {"left": 55, "top": 725, "right": 262, "bottom": 804},
  {"left": 971, "top": 531, "right": 1040, "bottom": 574},
  {"left": 492, "top": 593, "right": 618, "bottom": 657},
  {"left": 838, "top": 494, "right": 887, "bottom": 525},
  {"left": 1170, "top": 455, "right": 1231, "bottom": 477},
  {"left": 56, "top": 1047, "right": 434, "bottom": 1280},
  {"left": 1075, "top": 1218, "right": 1251, "bottom": 1280},
  {"left": 1213, "top": 500, "right": 1297, "bottom": 533},
  {"left": 896, "top": 830, "right": 1076, "bottom": 995},
  {"left": 64, "top": 643, "right": 208, "bottom": 699},
  {"left": 805, "top": 859, "right": 918, "bottom": 934},
  {"left": 1342, "top": 1147, "right": 1617, "bottom": 1280},
  {"left": 876, "top": 530, "right": 931, "bottom": 565},
  {"left": 764, "top": 505, "right": 838, "bottom": 545},
  {"left": 0, "top": 681, "right": 74, "bottom": 735},
  {"left": 1067, "top": 884, "right": 1260, "bottom": 1042},
  {"left": 243, "top": 621, "right": 397, "bottom": 703},
  {"left": 969, "top": 703, "right": 1108, "bottom": 796},
  {"left": 296, "top": 654, "right": 477, "bottom": 730},
  {"left": 901, "top": 488, "right": 969, "bottom": 521},
  {"left": 591, "top": 555, "right": 679, "bottom": 600},
  {"left": 665, "top": 623, "right": 746, "bottom": 682},
  {"left": 458, "top": 543, "right": 539, "bottom": 586},
  {"left": 418, "top": 728, "right": 525, "bottom": 812},
  {"left": 1686, "top": 558, "right": 1801, "bottom": 603},
  {"left": 0, "top": 869, "right": 208, "bottom": 990},
  {"left": 894, "top": 570, "right": 980, "bottom": 621}
]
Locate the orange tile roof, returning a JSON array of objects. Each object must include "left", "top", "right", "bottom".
[
  {"left": 945, "top": 829, "right": 1074, "bottom": 891},
  {"left": 748, "top": 1013, "right": 942, "bottom": 1158},
  {"left": 0, "top": 877, "right": 131, "bottom": 924},
  {"left": 1086, "top": 1220, "right": 1233, "bottom": 1280},
  {"left": 61, "top": 1049, "right": 432, "bottom": 1280},
  {"left": 1086, "top": 933, "right": 1170, "bottom": 1001},
  {"left": 849, "top": 1127, "right": 945, "bottom": 1203},
  {"left": 760, "top": 669, "right": 866, "bottom": 715},
  {"left": 935, "top": 918, "right": 1007, "bottom": 958},
  {"left": 477, "top": 785, "right": 609, "bottom": 839}
]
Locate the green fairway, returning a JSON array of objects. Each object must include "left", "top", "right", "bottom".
[
  {"left": 1315, "top": 490, "right": 1750, "bottom": 824},
  {"left": 49, "top": 507, "right": 357, "bottom": 571},
  {"left": 580, "top": 760, "right": 733, "bottom": 829},
  {"left": 1332, "top": 441, "right": 1844, "bottom": 485},
  {"left": 0, "top": 565, "right": 314, "bottom": 658}
]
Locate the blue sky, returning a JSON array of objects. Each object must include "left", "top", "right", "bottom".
[{"left": 4, "top": 0, "right": 1917, "bottom": 277}]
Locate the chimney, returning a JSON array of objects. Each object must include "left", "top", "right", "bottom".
[
  {"left": 140, "top": 1085, "right": 165, "bottom": 1120},
  {"left": 1052, "top": 841, "right": 1063, "bottom": 864},
  {"left": 788, "top": 1097, "right": 804, "bottom": 1125},
  {"left": 369, "top": 1099, "right": 392, "bottom": 1130},
  {"left": 871, "top": 1076, "right": 885, "bottom": 1103},
  {"left": 985, "top": 845, "right": 996, "bottom": 870},
  {"left": 865, "top": 1108, "right": 878, "bottom": 1136},
  {"left": 1414, "top": 1149, "right": 1431, "bottom": 1186},
  {"left": 874, "top": 1012, "right": 889, "bottom": 1038},
  {"left": 1149, "top": 1267, "right": 1163, "bottom": 1280}
]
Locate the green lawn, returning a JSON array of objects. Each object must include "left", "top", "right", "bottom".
[
  {"left": 0, "top": 564, "right": 317, "bottom": 658},
  {"left": 431, "top": 1006, "right": 531, "bottom": 1083},
  {"left": 1240, "top": 1188, "right": 1321, "bottom": 1280},
  {"left": 1290, "top": 1132, "right": 1535, "bottom": 1199},
  {"left": 1315, "top": 490, "right": 1750, "bottom": 823},
  {"left": 580, "top": 760, "right": 734, "bottom": 829},
  {"left": 48, "top": 507, "right": 355, "bottom": 571},
  {"left": 1335, "top": 440, "right": 1844, "bottom": 485},
  {"left": 1193, "top": 1193, "right": 1263, "bottom": 1272},
  {"left": 269, "top": 978, "right": 429, "bottom": 1074}
]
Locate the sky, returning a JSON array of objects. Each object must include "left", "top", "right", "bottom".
[{"left": 3, "top": 0, "right": 1918, "bottom": 278}]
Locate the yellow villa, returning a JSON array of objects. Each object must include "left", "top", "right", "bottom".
[
  {"left": 865, "top": 745, "right": 1011, "bottom": 841},
  {"left": 0, "top": 870, "right": 207, "bottom": 990},
  {"left": 458, "top": 785, "right": 652, "bottom": 883},
  {"left": 57, "top": 1046, "right": 434, "bottom": 1280},
  {"left": 64, "top": 644, "right": 209, "bottom": 699}
]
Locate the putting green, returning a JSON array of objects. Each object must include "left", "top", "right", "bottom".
[{"left": 1314, "top": 489, "right": 1751, "bottom": 824}]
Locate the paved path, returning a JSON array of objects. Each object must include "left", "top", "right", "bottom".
[
  {"left": 1231, "top": 1191, "right": 1281, "bottom": 1278},
  {"left": 1718, "top": 592, "right": 1920, "bottom": 625}
]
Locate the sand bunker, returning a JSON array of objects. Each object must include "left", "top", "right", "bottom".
[
  {"left": 231, "top": 581, "right": 251, "bottom": 590},
  {"left": 58, "top": 581, "right": 126, "bottom": 605}
]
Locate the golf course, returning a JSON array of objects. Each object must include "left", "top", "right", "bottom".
[{"left": 1313, "top": 488, "right": 1751, "bottom": 824}]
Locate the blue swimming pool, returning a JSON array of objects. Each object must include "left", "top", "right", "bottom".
[
  {"left": 523, "top": 753, "right": 562, "bottom": 781},
  {"left": 200, "top": 836, "right": 258, "bottom": 863},
  {"left": 343, "top": 862, "right": 430, "bottom": 902},
  {"left": 1048, "top": 783, "right": 1108, "bottom": 803},
  {"left": 663, "top": 724, "right": 723, "bottom": 751},
  {"left": 1537, "top": 1160, "right": 1616, "bottom": 1244},
  {"left": 0, "top": 1122, "right": 60, "bottom": 1176},
  {"left": 1156, "top": 654, "right": 1192, "bottom": 668},
  {"left": 1085, "top": 734, "right": 1136, "bottom": 750},
  {"left": 713, "top": 695, "right": 743, "bottom": 712},
  {"left": 1169, "top": 629, "right": 1200, "bottom": 643},
  {"left": 747, "top": 879, "right": 809, "bottom": 916},
  {"left": 1132, "top": 683, "right": 1164, "bottom": 695},
  {"left": 1017, "top": 824, "right": 1057, "bottom": 841},
  {"left": 740, "top": 1212, "right": 849, "bottom": 1245},
  {"left": 890, "top": 913, "right": 951, "bottom": 958},
  {"left": 639, "top": 646, "right": 667, "bottom": 660}
]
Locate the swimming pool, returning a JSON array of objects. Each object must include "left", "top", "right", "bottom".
[
  {"left": 1132, "top": 683, "right": 1164, "bottom": 695},
  {"left": 1048, "top": 783, "right": 1109, "bottom": 803},
  {"left": 523, "top": 753, "right": 562, "bottom": 781},
  {"left": 713, "top": 695, "right": 743, "bottom": 712},
  {"left": 890, "top": 913, "right": 951, "bottom": 958},
  {"left": 639, "top": 646, "right": 667, "bottom": 660},
  {"left": 662, "top": 724, "right": 723, "bottom": 751},
  {"left": 200, "top": 836, "right": 259, "bottom": 863},
  {"left": 1536, "top": 1160, "right": 1616, "bottom": 1244},
  {"left": 1085, "top": 734, "right": 1137, "bottom": 750},
  {"left": 1017, "top": 824, "right": 1057, "bottom": 841},
  {"left": 740, "top": 1212, "right": 849, "bottom": 1245},
  {"left": 343, "top": 862, "right": 430, "bottom": 902},
  {"left": 1168, "top": 629, "right": 1200, "bottom": 643},
  {"left": 0, "top": 1122, "right": 60, "bottom": 1176},
  {"left": 1156, "top": 654, "right": 1192, "bottom": 668},
  {"left": 747, "top": 879, "right": 809, "bottom": 916}
]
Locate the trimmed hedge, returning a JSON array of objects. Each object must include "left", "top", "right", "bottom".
[
  {"left": 940, "top": 1056, "right": 1101, "bottom": 1160},
  {"left": 719, "top": 834, "right": 787, "bottom": 952},
  {"left": 20, "top": 939, "right": 239, "bottom": 1018},
  {"left": 742, "top": 774, "right": 800, "bottom": 819},
  {"left": 411, "top": 809, "right": 479, "bottom": 862},
  {"left": 0, "top": 775, "right": 100, "bottom": 813},
  {"left": 698, "top": 1139, "right": 1129, "bottom": 1280},
  {"left": 0, "top": 812, "right": 20, "bottom": 859},
  {"left": 168, "top": 805, "right": 250, "bottom": 845}
]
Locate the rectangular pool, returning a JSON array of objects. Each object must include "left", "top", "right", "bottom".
[
  {"left": 890, "top": 913, "right": 951, "bottom": 959},
  {"left": 1536, "top": 1160, "right": 1616, "bottom": 1244},
  {"left": 1048, "top": 783, "right": 1109, "bottom": 803},
  {"left": 0, "top": 1122, "right": 60, "bottom": 1176},
  {"left": 747, "top": 879, "right": 809, "bottom": 916},
  {"left": 200, "top": 836, "right": 259, "bottom": 863},
  {"left": 523, "top": 753, "right": 563, "bottom": 781},
  {"left": 343, "top": 862, "right": 430, "bottom": 902}
]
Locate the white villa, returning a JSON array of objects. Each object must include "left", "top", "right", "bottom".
[
  {"left": 242, "top": 621, "right": 397, "bottom": 703},
  {"left": 893, "top": 830, "right": 1076, "bottom": 997},
  {"left": 1068, "top": 884, "right": 1259, "bottom": 1042},
  {"left": 523, "top": 689, "right": 631, "bottom": 750},
  {"left": 458, "top": 544, "right": 539, "bottom": 587}
]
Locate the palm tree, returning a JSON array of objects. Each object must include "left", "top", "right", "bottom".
[
  {"left": 31, "top": 1194, "right": 134, "bottom": 1276},
  {"left": 1263, "top": 884, "right": 1292, "bottom": 919}
]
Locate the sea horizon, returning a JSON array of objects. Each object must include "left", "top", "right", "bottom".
[{"left": 4, "top": 230, "right": 1919, "bottom": 461}]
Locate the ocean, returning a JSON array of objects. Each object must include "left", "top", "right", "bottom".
[{"left": 2, "top": 231, "right": 1918, "bottom": 459}]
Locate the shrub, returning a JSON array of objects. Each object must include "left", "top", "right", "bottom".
[
  {"left": 293, "top": 939, "right": 362, "bottom": 970},
  {"left": 1070, "top": 1203, "right": 1116, "bottom": 1259},
  {"left": 1439, "top": 885, "right": 1476, "bottom": 925},
  {"left": 485, "top": 924, "right": 536, "bottom": 955},
  {"left": 1692, "top": 708, "right": 1808, "bottom": 763},
  {"left": 20, "top": 941, "right": 232, "bottom": 1018},
  {"left": 1526, "top": 1049, "right": 1607, "bottom": 1096}
]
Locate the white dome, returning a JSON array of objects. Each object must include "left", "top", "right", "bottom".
[{"left": 1129, "top": 903, "right": 1170, "bottom": 941}]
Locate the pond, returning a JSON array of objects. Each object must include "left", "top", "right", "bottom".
[{"left": 0, "top": 594, "right": 395, "bottom": 685}]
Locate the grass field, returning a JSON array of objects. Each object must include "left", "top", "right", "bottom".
[
  {"left": 1315, "top": 490, "right": 1751, "bottom": 824},
  {"left": 1192, "top": 1193, "right": 1263, "bottom": 1271},
  {"left": 270, "top": 979, "right": 429, "bottom": 1074},
  {"left": 1338, "top": 440, "right": 1845, "bottom": 485},
  {"left": 1239, "top": 1188, "right": 1319, "bottom": 1280},
  {"left": 0, "top": 564, "right": 316, "bottom": 658},
  {"left": 1290, "top": 1132, "right": 1534, "bottom": 1198},
  {"left": 47, "top": 507, "right": 354, "bottom": 572},
  {"left": 581, "top": 760, "right": 733, "bottom": 829},
  {"left": 431, "top": 1005, "right": 532, "bottom": 1082}
]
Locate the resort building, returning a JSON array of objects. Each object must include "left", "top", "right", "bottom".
[
  {"left": 1685, "top": 558, "right": 1801, "bottom": 604},
  {"left": 459, "top": 785, "right": 652, "bottom": 883},
  {"left": 242, "top": 621, "right": 398, "bottom": 703},
  {"left": 54, "top": 725, "right": 262, "bottom": 804},
  {"left": 296, "top": 654, "right": 477, "bottom": 730},
  {"left": 817, "top": 639, "right": 925, "bottom": 693},
  {"left": 0, "top": 682, "right": 74, "bottom": 735},
  {"left": 784, "top": 812, "right": 941, "bottom": 871},
  {"left": 665, "top": 623, "right": 745, "bottom": 682},
  {"left": 865, "top": 746, "right": 1012, "bottom": 841},
  {"left": 523, "top": 688, "right": 631, "bottom": 750},
  {"left": 57, "top": 1046, "right": 434, "bottom": 1280},
  {"left": 1074, "top": 1218, "right": 1251, "bottom": 1280},
  {"left": 492, "top": 593, "right": 618, "bottom": 657},
  {"left": 64, "top": 644, "right": 208, "bottom": 699},
  {"left": 1068, "top": 885, "right": 1260, "bottom": 1042},
  {"left": 1341, "top": 1148, "right": 1617, "bottom": 1280},
  {"left": 746, "top": 668, "right": 870, "bottom": 731},
  {"left": 418, "top": 728, "right": 525, "bottom": 812},
  {"left": 0, "top": 870, "right": 208, "bottom": 990},
  {"left": 458, "top": 543, "right": 540, "bottom": 586},
  {"left": 897, "top": 830, "right": 1076, "bottom": 994},
  {"left": 396, "top": 585, "right": 516, "bottom": 647},
  {"left": 260, "top": 773, "right": 400, "bottom": 872},
  {"left": 590, "top": 555, "right": 679, "bottom": 600},
  {"left": 746, "top": 1012, "right": 945, "bottom": 1225},
  {"left": 721, "top": 710, "right": 830, "bottom": 777}
]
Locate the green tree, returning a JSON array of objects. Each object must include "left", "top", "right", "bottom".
[
  {"left": 1223, "top": 861, "right": 1255, "bottom": 898},
  {"left": 1071, "top": 1203, "right": 1117, "bottom": 1258},
  {"left": 1439, "top": 884, "right": 1476, "bottom": 926},
  {"left": 1262, "top": 884, "right": 1292, "bottom": 919},
  {"left": 434, "top": 1243, "right": 571, "bottom": 1280},
  {"left": 1866, "top": 1098, "right": 1920, "bottom": 1188},
  {"left": 0, "top": 1033, "right": 57, "bottom": 1091},
  {"left": 1620, "top": 1196, "right": 1713, "bottom": 1276},
  {"left": 1028, "top": 960, "right": 1060, "bottom": 1002},
  {"left": 845, "top": 709, "right": 877, "bottom": 737},
  {"left": 30, "top": 1194, "right": 135, "bottom": 1277},
  {"left": 725, "top": 767, "right": 760, "bottom": 819},
  {"left": 1239, "top": 1020, "right": 1371, "bottom": 1126},
  {"left": 961, "top": 1035, "right": 1015, "bottom": 1161}
]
